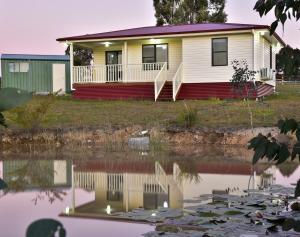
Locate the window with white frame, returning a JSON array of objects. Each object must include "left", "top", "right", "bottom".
[
  {"left": 8, "top": 62, "right": 29, "bottom": 73},
  {"left": 142, "top": 44, "right": 168, "bottom": 69},
  {"left": 212, "top": 38, "right": 228, "bottom": 66}
]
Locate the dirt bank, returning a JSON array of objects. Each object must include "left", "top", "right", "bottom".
[{"left": 0, "top": 126, "right": 282, "bottom": 147}]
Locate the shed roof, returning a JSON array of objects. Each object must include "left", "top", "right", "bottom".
[
  {"left": 1, "top": 54, "right": 70, "bottom": 61},
  {"left": 56, "top": 22, "right": 284, "bottom": 45}
]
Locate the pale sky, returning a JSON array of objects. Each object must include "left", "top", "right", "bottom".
[{"left": 0, "top": 0, "right": 299, "bottom": 55}]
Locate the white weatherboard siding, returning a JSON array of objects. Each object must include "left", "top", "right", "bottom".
[
  {"left": 91, "top": 31, "right": 281, "bottom": 84},
  {"left": 182, "top": 33, "right": 253, "bottom": 83},
  {"left": 263, "top": 38, "right": 271, "bottom": 69},
  {"left": 93, "top": 39, "right": 182, "bottom": 80}
]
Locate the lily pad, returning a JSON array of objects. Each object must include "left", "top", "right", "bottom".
[
  {"left": 198, "top": 212, "right": 220, "bottom": 218},
  {"left": 223, "top": 210, "right": 244, "bottom": 216}
]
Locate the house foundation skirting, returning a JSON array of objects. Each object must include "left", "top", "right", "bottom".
[{"left": 72, "top": 82, "right": 274, "bottom": 100}]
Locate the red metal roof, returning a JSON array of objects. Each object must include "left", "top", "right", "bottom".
[{"left": 57, "top": 23, "right": 283, "bottom": 43}]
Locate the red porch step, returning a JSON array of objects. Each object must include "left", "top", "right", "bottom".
[{"left": 157, "top": 82, "right": 173, "bottom": 101}]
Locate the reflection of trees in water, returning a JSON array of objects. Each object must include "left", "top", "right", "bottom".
[
  {"left": 277, "top": 163, "right": 299, "bottom": 177},
  {"left": 4, "top": 161, "right": 67, "bottom": 204}
]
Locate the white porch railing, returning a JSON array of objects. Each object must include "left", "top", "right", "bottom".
[
  {"left": 172, "top": 63, "right": 183, "bottom": 101},
  {"left": 154, "top": 63, "right": 168, "bottom": 101},
  {"left": 73, "top": 63, "right": 166, "bottom": 84}
]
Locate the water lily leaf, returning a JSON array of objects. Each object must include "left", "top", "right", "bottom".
[
  {"left": 0, "top": 88, "right": 32, "bottom": 112},
  {"left": 199, "top": 212, "right": 220, "bottom": 218},
  {"left": 223, "top": 210, "right": 244, "bottom": 216},
  {"left": 26, "top": 219, "right": 66, "bottom": 237},
  {"left": 282, "top": 218, "right": 295, "bottom": 231},
  {"left": 0, "top": 178, "right": 8, "bottom": 190}
]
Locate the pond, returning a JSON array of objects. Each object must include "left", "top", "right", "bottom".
[{"left": 0, "top": 145, "right": 299, "bottom": 237}]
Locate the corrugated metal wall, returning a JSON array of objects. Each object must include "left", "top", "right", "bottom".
[{"left": 1, "top": 59, "right": 71, "bottom": 93}]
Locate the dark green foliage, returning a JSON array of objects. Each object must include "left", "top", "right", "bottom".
[
  {"left": 282, "top": 218, "right": 300, "bottom": 232},
  {"left": 199, "top": 211, "right": 220, "bottom": 217},
  {"left": 295, "top": 180, "right": 300, "bottom": 198},
  {"left": 0, "top": 113, "right": 7, "bottom": 128},
  {"left": 223, "top": 210, "right": 244, "bottom": 215},
  {"left": 248, "top": 118, "right": 300, "bottom": 198},
  {"left": 230, "top": 60, "right": 256, "bottom": 98},
  {"left": 276, "top": 46, "right": 300, "bottom": 80},
  {"left": 254, "top": 0, "right": 300, "bottom": 34},
  {"left": 0, "top": 88, "right": 32, "bottom": 128},
  {"left": 26, "top": 219, "right": 66, "bottom": 237},
  {"left": 153, "top": 0, "right": 227, "bottom": 26},
  {"left": 65, "top": 45, "right": 92, "bottom": 66},
  {"left": 0, "top": 178, "right": 8, "bottom": 190}
]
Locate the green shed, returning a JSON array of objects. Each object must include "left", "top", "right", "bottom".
[{"left": 0, "top": 54, "right": 70, "bottom": 93}]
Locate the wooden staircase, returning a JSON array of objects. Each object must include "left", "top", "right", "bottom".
[{"left": 157, "top": 82, "right": 173, "bottom": 101}]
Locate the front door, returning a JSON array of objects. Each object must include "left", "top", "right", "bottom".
[{"left": 106, "top": 51, "right": 122, "bottom": 82}]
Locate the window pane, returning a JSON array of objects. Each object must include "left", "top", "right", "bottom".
[
  {"left": 143, "top": 57, "right": 156, "bottom": 63},
  {"left": 9, "top": 63, "right": 19, "bottom": 72},
  {"left": 142, "top": 45, "right": 155, "bottom": 58},
  {"left": 20, "top": 63, "right": 29, "bottom": 72},
  {"left": 213, "top": 52, "right": 227, "bottom": 66},
  {"left": 213, "top": 38, "right": 227, "bottom": 52},
  {"left": 156, "top": 44, "right": 168, "bottom": 63}
]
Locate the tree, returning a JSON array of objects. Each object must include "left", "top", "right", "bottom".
[
  {"left": 277, "top": 45, "right": 300, "bottom": 80},
  {"left": 254, "top": 0, "right": 300, "bottom": 34},
  {"left": 248, "top": 118, "right": 300, "bottom": 198},
  {"left": 230, "top": 60, "right": 256, "bottom": 131},
  {"left": 65, "top": 45, "right": 93, "bottom": 66},
  {"left": 153, "top": 0, "right": 227, "bottom": 26}
]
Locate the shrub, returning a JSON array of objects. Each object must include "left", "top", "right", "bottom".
[
  {"left": 8, "top": 94, "right": 57, "bottom": 130},
  {"left": 177, "top": 102, "right": 198, "bottom": 128}
]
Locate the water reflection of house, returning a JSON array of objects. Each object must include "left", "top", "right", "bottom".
[
  {"left": 61, "top": 160, "right": 276, "bottom": 221},
  {"left": 72, "top": 161, "right": 183, "bottom": 216},
  {"left": 2, "top": 160, "right": 72, "bottom": 190}
]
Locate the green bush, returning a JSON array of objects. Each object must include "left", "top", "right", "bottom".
[{"left": 8, "top": 94, "right": 56, "bottom": 130}]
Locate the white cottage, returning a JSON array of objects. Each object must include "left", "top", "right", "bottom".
[{"left": 57, "top": 23, "right": 285, "bottom": 101}]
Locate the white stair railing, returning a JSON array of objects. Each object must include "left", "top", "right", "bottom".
[
  {"left": 154, "top": 63, "right": 168, "bottom": 101},
  {"left": 155, "top": 161, "right": 168, "bottom": 193},
  {"left": 172, "top": 63, "right": 183, "bottom": 101}
]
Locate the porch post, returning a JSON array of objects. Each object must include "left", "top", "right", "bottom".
[
  {"left": 123, "top": 41, "right": 128, "bottom": 82},
  {"left": 69, "top": 42, "right": 74, "bottom": 90}
]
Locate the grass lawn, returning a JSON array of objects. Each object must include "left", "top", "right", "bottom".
[{"left": 4, "top": 84, "right": 300, "bottom": 130}]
